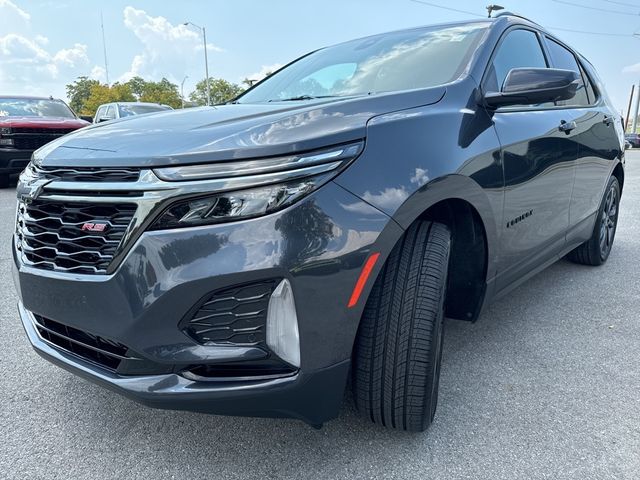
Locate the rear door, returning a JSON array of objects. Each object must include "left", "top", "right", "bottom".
[
  {"left": 484, "top": 28, "right": 580, "bottom": 291},
  {"left": 543, "top": 36, "right": 623, "bottom": 241}
]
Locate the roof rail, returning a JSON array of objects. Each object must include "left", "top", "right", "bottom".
[{"left": 493, "top": 11, "right": 542, "bottom": 26}]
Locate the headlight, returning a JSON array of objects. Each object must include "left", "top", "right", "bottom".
[{"left": 150, "top": 142, "right": 363, "bottom": 230}]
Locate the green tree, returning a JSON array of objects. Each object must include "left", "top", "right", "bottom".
[
  {"left": 126, "top": 76, "right": 147, "bottom": 99},
  {"left": 66, "top": 76, "right": 100, "bottom": 114},
  {"left": 189, "top": 78, "right": 245, "bottom": 106},
  {"left": 83, "top": 82, "right": 135, "bottom": 116},
  {"left": 138, "top": 78, "right": 181, "bottom": 108}
]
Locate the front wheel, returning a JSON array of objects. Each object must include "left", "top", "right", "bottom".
[
  {"left": 568, "top": 175, "right": 620, "bottom": 266},
  {"left": 352, "top": 221, "right": 450, "bottom": 432}
]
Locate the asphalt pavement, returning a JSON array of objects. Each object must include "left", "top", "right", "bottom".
[{"left": 1, "top": 153, "right": 639, "bottom": 480}]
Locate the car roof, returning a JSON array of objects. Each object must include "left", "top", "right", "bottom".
[
  {"left": 0, "top": 95, "right": 64, "bottom": 101},
  {"left": 113, "top": 102, "right": 168, "bottom": 106}
]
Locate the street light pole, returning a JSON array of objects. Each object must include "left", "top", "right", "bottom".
[
  {"left": 181, "top": 75, "right": 188, "bottom": 109},
  {"left": 183, "top": 21, "right": 211, "bottom": 106},
  {"left": 202, "top": 27, "right": 211, "bottom": 106}
]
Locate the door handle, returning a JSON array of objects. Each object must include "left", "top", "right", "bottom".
[
  {"left": 559, "top": 120, "right": 577, "bottom": 133},
  {"left": 602, "top": 115, "right": 614, "bottom": 126}
]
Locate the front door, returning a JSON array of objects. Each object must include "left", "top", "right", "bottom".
[{"left": 483, "top": 28, "right": 579, "bottom": 291}]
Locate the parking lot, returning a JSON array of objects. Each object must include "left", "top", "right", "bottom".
[{"left": 0, "top": 153, "right": 638, "bottom": 480}]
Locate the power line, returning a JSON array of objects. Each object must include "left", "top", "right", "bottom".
[
  {"left": 552, "top": 0, "right": 640, "bottom": 16},
  {"left": 408, "top": 0, "right": 640, "bottom": 39},
  {"left": 409, "top": 0, "right": 484, "bottom": 18},
  {"left": 605, "top": 0, "right": 640, "bottom": 8},
  {"left": 549, "top": 25, "right": 639, "bottom": 36}
]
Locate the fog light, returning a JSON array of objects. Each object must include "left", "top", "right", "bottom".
[{"left": 266, "top": 279, "right": 300, "bottom": 368}]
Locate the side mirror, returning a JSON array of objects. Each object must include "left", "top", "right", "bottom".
[
  {"left": 97, "top": 116, "right": 112, "bottom": 123},
  {"left": 484, "top": 68, "right": 580, "bottom": 109}
]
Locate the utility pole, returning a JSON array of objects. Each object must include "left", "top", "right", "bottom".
[
  {"left": 181, "top": 76, "right": 188, "bottom": 109},
  {"left": 632, "top": 81, "right": 640, "bottom": 134},
  {"left": 183, "top": 22, "right": 211, "bottom": 106},
  {"left": 625, "top": 84, "right": 635, "bottom": 132},
  {"left": 100, "top": 12, "right": 110, "bottom": 85},
  {"left": 202, "top": 26, "right": 211, "bottom": 106}
]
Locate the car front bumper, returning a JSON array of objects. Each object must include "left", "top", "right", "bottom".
[
  {"left": 0, "top": 148, "right": 32, "bottom": 175},
  {"left": 13, "top": 181, "right": 402, "bottom": 424}
]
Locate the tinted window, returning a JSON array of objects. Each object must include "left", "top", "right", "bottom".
[
  {"left": 0, "top": 98, "right": 76, "bottom": 118},
  {"left": 238, "top": 23, "right": 489, "bottom": 103},
  {"left": 580, "top": 64, "right": 597, "bottom": 104},
  {"left": 118, "top": 104, "right": 171, "bottom": 117},
  {"left": 545, "top": 38, "right": 589, "bottom": 106},
  {"left": 486, "top": 29, "right": 547, "bottom": 93}
]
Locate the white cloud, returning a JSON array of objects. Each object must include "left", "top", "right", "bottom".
[
  {"left": 622, "top": 63, "right": 640, "bottom": 74},
  {"left": 410, "top": 168, "right": 429, "bottom": 186},
  {"left": 245, "top": 63, "right": 283, "bottom": 83},
  {"left": 119, "top": 6, "right": 222, "bottom": 83},
  {"left": 90, "top": 65, "right": 107, "bottom": 82},
  {"left": 0, "top": 1, "right": 100, "bottom": 99},
  {"left": 0, "top": 0, "right": 30, "bottom": 31}
]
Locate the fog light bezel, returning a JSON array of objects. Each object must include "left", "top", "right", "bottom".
[{"left": 266, "top": 278, "right": 301, "bottom": 368}]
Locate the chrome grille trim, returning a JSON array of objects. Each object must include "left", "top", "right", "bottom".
[
  {"left": 16, "top": 200, "right": 136, "bottom": 274},
  {"left": 32, "top": 164, "right": 140, "bottom": 183},
  {"left": 16, "top": 156, "right": 347, "bottom": 275}
]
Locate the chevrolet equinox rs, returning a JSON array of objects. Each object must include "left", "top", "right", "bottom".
[{"left": 13, "top": 14, "right": 624, "bottom": 431}]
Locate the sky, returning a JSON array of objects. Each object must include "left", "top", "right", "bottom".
[{"left": 2, "top": 0, "right": 640, "bottom": 112}]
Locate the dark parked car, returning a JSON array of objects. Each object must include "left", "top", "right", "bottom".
[
  {"left": 13, "top": 14, "right": 624, "bottom": 431},
  {"left": 0, "top": 96, "right": 89, "bottom": 187},
  {"left": 624, "top": 132, "right": 639, "bottom": 148}
]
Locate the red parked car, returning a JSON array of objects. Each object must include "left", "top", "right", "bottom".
[{"left": 0, "top": 96, "right": 90, "bottom": 187}]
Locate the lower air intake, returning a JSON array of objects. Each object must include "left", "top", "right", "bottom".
[{"left": 182, "top": 280, "right": 279, "bottom": 346}]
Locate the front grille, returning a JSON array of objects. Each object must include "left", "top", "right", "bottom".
[
  {"left": 33, "top": 314, "right": 133, "bottom": 371},
  {"left": 16, "top": 199, "right": 136, "bottom": 274},
  {"left": 35, "top": 165, "right": 140, "bottom": 183},
  {"left": 12, "top": 127, "right": 77, "bottom": 135},
  {"left": 12, "top": 132, "right": 73, "bottom": 150},
  {"left": 183, "top": 281, "right": 278, "bottom": 346}
]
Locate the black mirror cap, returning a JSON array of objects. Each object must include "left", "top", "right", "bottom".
[{"left": 484, "top": 68, "right": 580, "bottom": 109}]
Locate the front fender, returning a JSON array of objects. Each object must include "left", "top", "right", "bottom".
[{"left": 334, "top": 81, "right": 503, "bottom": 281}]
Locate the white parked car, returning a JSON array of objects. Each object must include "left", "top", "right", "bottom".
[{"left": 93, "top": 102, "right": 172, "bottom": 123}]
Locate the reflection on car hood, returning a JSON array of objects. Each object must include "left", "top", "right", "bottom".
[
  {"left": 0, "top": 116, "right": 89, "bottom": 129},
  {"left": 36, "top": 87, "right": 446, "bottom": 168}
]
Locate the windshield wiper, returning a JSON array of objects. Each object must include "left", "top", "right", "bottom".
[{"left": 268, "top": 95, "right": 338, "bottom": 102}]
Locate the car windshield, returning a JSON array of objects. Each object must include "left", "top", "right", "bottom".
[
  {"left": 118, "top": 104, "right": 171, "bottom": 117},
  {"left": 237, "top": 22, "right": 489, "bottom": 104},
  {"left": 0, "top": 98, "right": 76, "bottom": 118}
]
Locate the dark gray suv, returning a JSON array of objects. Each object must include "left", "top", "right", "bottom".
[{"left": 13, "top": 14, "right": 624, "bottom": 431}]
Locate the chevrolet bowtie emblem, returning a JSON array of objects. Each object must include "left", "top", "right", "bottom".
[{"left": 16, "top": 176, "right": 51, "bottom": 204}]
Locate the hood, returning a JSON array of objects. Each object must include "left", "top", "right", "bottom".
[
  {"left": 36, "top": 87, "right": 446, "bottom": 168},
  {"left": 0, "top": 116, "right": 89, "bottom": 130}
]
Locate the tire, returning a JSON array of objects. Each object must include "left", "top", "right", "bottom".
[
  {"left": 352, "top": 221, "right": 450, "bottom": 432},
  {"left": 0, "top": 175, "right": 9, "bottom": 188},
  {"left": 567, "top": 175, "right": 620, "bottom": 266}
]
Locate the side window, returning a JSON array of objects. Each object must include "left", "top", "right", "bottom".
[
  {"left": 485, "top": 29, "right": 548, "bottom": 93},
  {"left": 105, "top": 105, "right": 116, "bottom": 120},
  {"left": 580, "top": 64, "right": 598, "bottom": 104},
  {"left": 544, "top": 38, "right": 589, "bottom": 106},
  {"left": 95, "top": 106, "right": 105, "bottom": 120}
]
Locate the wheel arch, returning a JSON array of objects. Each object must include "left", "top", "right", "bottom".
[
  {"left": 612, "top": 161, "right": 624, "bottom": 194},
  {"left": 364, "top": 175, "right": 498, "bottom": 322}
]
